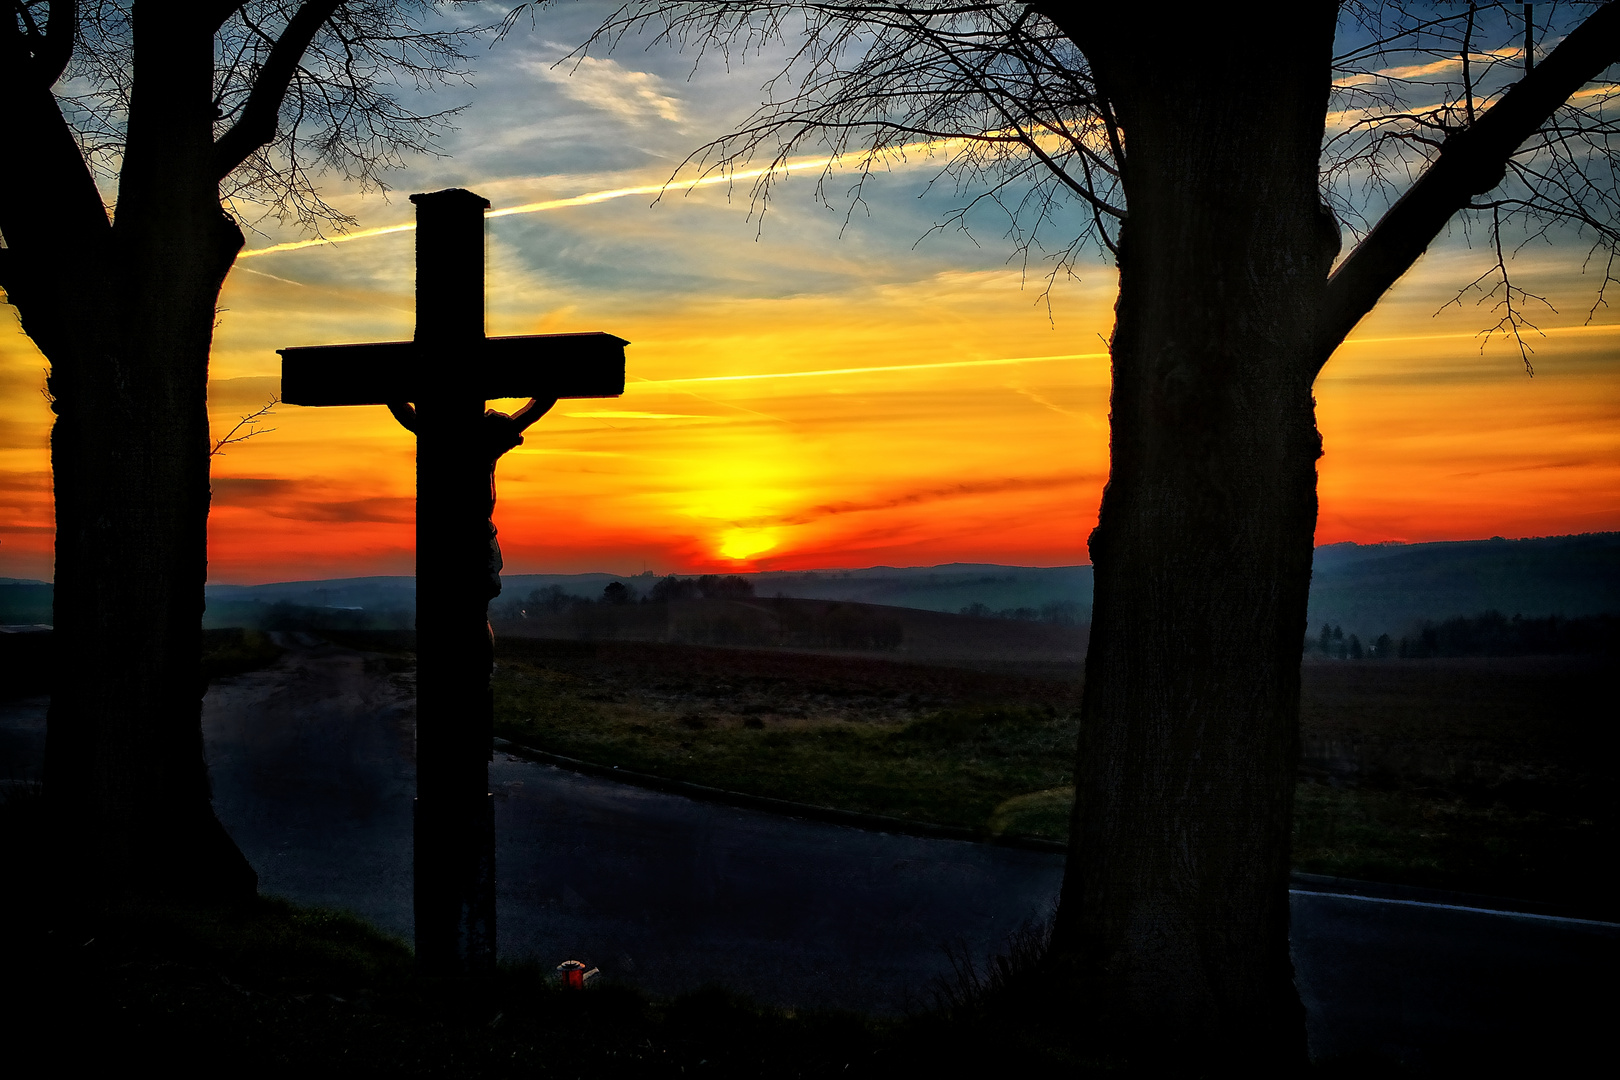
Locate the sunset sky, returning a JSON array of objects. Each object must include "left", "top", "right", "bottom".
[{"left": 1, "top": 5, "right": 1616, "bottom": 584}]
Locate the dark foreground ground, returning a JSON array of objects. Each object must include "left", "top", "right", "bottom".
[{"left": 3, "top": 637, "right": 1615, "bottom": 1075}]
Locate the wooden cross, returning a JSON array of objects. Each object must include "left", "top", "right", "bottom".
[{"left": 278, "top": 188, "right": 628, "bottom": 974}]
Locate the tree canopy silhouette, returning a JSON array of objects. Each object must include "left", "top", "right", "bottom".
[
  {"left": 528, "top": 0, "right": 1620, "bottom": 1065},
  {"left": 1, "top": 1, "right": 482, "bottom": 906}
]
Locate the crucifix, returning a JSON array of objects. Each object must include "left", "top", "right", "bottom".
[{"left": 279, "top": 189, "right": 627, "bottom": 974}]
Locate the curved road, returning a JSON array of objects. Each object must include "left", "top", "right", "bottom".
[{"left": 5, "top": 638, "right": 1613, "bottom": 1070}]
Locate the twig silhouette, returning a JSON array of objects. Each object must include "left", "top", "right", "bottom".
[{"left": 211, "top": 396, "right": 279, "bottom": 456}]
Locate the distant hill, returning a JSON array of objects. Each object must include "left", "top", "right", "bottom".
[
  {"left": 504, "top": 565, "right": 1094, "bottom": 621},
  {"left": 4, "top": 533, "right": 1615, "bottom": 640},
  {"left": 202, "top": 576, "right": 417, "bottom": 629},
  {"left": 189, "top": 566, "right": 1096, "bottom": 629},
  {"left": 750, "top": 565, "right": 1093, "bottom": 619},
  {"left": 0, "top": 582, "right": 53, "bottom": 625},
  {"left": 1306, "top": 533, "right": 1620, "bottom": 640}
]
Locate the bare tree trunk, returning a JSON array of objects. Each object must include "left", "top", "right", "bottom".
[
  {"left": 1049, "top": 10, "right": 1338, "bottom": 1066},
  {"left": 42, "top": 10, "right": 254, "bottom": 906}
]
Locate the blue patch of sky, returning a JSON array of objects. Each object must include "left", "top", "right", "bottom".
[{"left": 374, "top": 3, "right": 1100, "bottom": 300}]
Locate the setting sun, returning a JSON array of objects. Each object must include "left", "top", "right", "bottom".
[{"left": 718, "top": 527, "right": 781, "bottom": 561}]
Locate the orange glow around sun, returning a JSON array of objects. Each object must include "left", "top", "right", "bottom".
[{"left": 2, "top": 223, "right": 1616, "bottom": 584}]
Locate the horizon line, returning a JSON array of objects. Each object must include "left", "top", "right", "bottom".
[{"left": 5, "top": 530, "right": 1597, "bottom": 588}]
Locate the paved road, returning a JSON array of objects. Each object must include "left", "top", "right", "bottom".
[
  {"left": 5, "top": 640, "right": 1614, "bottom": 1071},
  {"left": 199, "top": 638, "right": 1060, "bottom": 1015}
]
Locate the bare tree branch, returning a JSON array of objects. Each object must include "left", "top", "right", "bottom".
[
  {"left": 10, "top": 0, "right": 78, "bottom": 87},
  {"left": 213, "top": 0, "right": 344, "bottom": 179},
  {"left": 210, "top": 396, "right": 279, "bottom": 455},
  {"left": 1, "top": 3, "right": 113, "bottom": 361},
  {"left": 35, "top": 3, "right": 485, "bottom": 238},
  {"left": 1316, "top": 0, "right": 1620, "bottom": 370},
  {"left": 1438, "top": 203, "right": 1555, "bottom": 373},
  {"left": 208, "top": 2, "right": 251, "bottom": 34},
  {"left": 545, "top": 2, "right": 1123, "bottom": 290}
]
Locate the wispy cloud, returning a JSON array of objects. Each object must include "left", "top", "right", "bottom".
[
  {"left": 526, "top": 55, "right": 685, "bottom": 126},
  {"left": 0, "top": 471, "right": 50, "bottom": 493},
  {"left": 562, "top": 410, "right": 705, "bottom": 420},
  {"left": 270, "top": 497, "right": 416, "bottom": 524},
  {"left": 211, "top": 478, "right": 413, "bottom": 523},
  {"left": 210, "top": 478, "right": 297, "bottom": 501},
  {"left": 1333, "top": 44, "right": 1530, "bottom": 89},
  {"left": 1008, "top": 385, "right": 1082, "bottom": 417},
  {"left": 1341, "top": 323, "right": 1620, "bottom": 347},
  {"left": 1447, "top": 458, "right": 1593, "bottom": 479},
  {"left": 738, "top": 473, "right": 1099, "bottom": 528}
]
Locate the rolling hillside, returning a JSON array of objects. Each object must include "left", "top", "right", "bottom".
[{"left": 5, "top": 533, "right": 1615, "bottom": 643}]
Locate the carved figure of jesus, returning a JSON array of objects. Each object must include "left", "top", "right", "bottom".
[{"left": 388, "top": 396, "right": 556, "bottom": 604}]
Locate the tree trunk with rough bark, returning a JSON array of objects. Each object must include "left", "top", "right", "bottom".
[
  {"left": 1048, "top": 11, "right": 1338, "bottom": 1067},
  {"left": 26, "top": 14, "right": 256, "bottom": 906}
]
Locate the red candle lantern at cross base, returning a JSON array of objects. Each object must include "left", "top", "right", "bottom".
[{"left": 556, "top": 960, "right": 600, "bottom": 989}]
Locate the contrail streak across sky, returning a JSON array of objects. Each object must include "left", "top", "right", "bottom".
[
  {"left": 630, "top": 352, "right": 1107, "bottom": 387},
  {"left": 237, "top": 138, "right": 969, "bottom": 259}
]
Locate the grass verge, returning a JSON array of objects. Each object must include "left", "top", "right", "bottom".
[
  {"left": 492, "top": 638, "right": 1079, "bottom": 834},
  {"left": 492, "top": 640, "right": 1614, "bottom": 916}
]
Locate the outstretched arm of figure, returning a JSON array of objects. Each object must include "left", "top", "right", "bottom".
[
  {"left": 507, "top": 396, "right": 557, "bottom": 435},
  {"left": 481, "top": 397, "right": 558, "bottom": 461},
  {"left": 386, "top": 401, "right": 419, "bottom": 433}
]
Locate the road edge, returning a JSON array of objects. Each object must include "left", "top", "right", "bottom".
[
  {"left": 494, "top": 737, "right": 1616, "bottom": 924},
  {"left": 493, "top": 737, "right": 1068, "bottom": 854}
]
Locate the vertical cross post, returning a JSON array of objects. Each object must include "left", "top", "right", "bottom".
[
  {"left": 278, "top": 190, "right": 627, "bottom": 976},
  {"left": 411, "top": 189, "right": 497, "bottom": 974}
]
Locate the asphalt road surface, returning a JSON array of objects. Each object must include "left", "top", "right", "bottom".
[{"left": 5, "top": 638, "right": 1613, "bottom": 1071}]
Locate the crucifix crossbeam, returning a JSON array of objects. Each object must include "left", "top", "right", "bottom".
[
  {"left": 281, "top": 332, "right": 626, "bottom": 406},
  {"left": 277, "top": 188, "right": 628, "bottom": 975}
]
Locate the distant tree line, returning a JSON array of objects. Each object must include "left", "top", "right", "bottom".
[
  {"left": 1305, "top": 612, "right": 1618, "bottom": 660},
  {"left": 1397, "top": 611, "right": 1618, "bottom": 658},
  {"left": 1306, "top": 624, "right": 1388, "bottom": 660},
  {"left": 648, "top": 574, "right": 756, "bottom": 602},
  {"left": 958, "top": 600, "right": 1086, "bottom": 626},
  {"left": 505, "top": 574, "right": 757, "bottom": 618}
]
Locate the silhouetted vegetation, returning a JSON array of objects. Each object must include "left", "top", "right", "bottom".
[
  {"left": 503, "top": 575, "right": 762, "bottom": 619},
  {"left": 1304, "top": 611, "right": 1617, "bottom": 660},
  {"left": 503, "top": 592, "right": 922, "bottom": 653},
  {"left": 958, "top": 600, "right": 1084, "bottom": 626},
  {"left": 663, "top": 597, "right": 904, "bottom": 651},
  {"left": 765, "top": 600, "right": 903, "bottom": 650},
  {"left": 507, "top": 582, "right": 585, "bottom": 616},
  {"left": 650, "top": 574, "right": 756, "bottom": 602},
  {"left": 1307, "top": 624, "right": 1375, "bottom": 660},
  {"left": 1396, "top": 611, "right": 1618, "bottom": 658}
]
